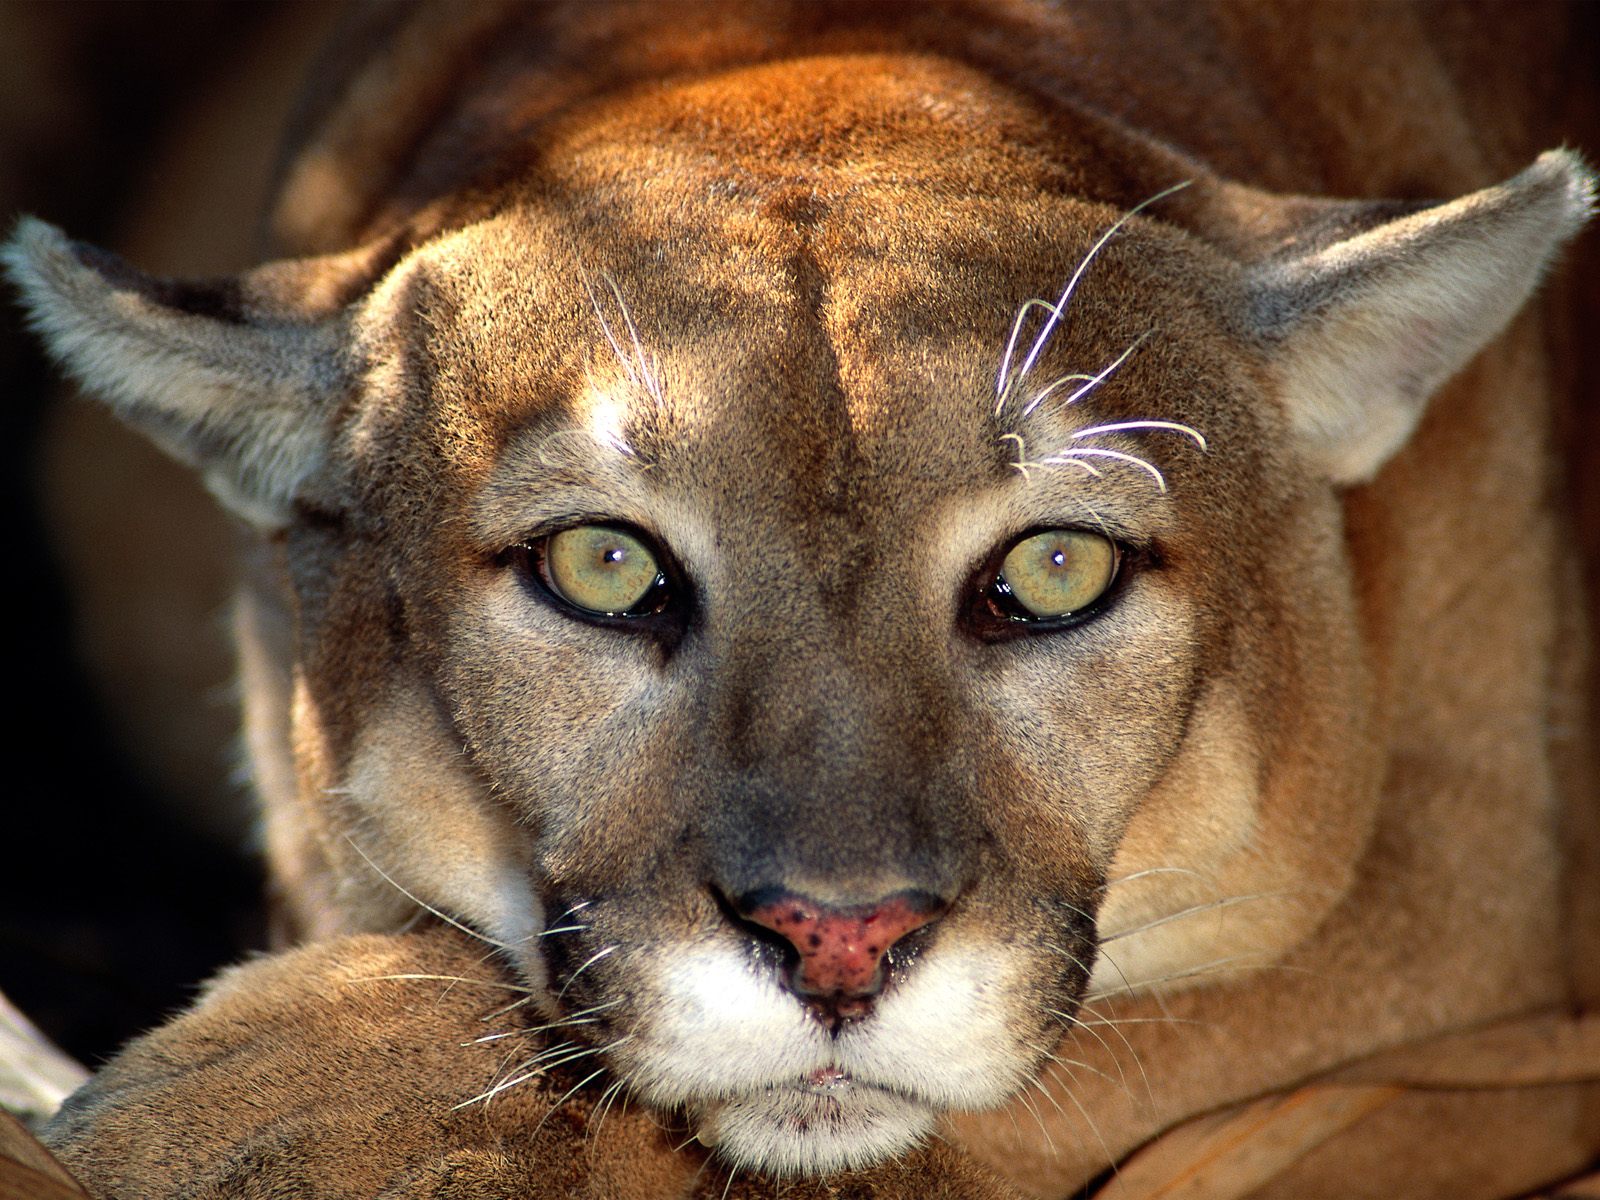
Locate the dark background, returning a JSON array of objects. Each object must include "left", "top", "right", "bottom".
[{"left": 1, "top": 0, "right": 297, "bottom": 1068}]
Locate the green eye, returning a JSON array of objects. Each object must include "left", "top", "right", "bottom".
[
  {"left": 994, "top": 529, "right": 1119, "bottom": 620},
  {"left": 540, "top": 524, "right": 667, "bottom": 616}
]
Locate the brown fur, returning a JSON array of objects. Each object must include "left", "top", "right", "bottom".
[
  {"left": 42, "top": 928, "right": 1016, "bottom": 1200},
  {"left": 7, "top": 2, "right": 1600, "bottom": 1196}
]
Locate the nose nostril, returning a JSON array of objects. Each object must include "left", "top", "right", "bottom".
[{"left": 734, "top": 887, "right": 948, "bottom": 1003}]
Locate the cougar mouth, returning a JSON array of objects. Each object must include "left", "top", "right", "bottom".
[
  {"left": 524, "top": 881, "right": 1090, "bottom": 1174},
  {"left": 802, "top": 1065, "right": 854, "bottom": 1092},
  {"left": 691, "top": 1072, "right": 937, "bottom": 1175}
]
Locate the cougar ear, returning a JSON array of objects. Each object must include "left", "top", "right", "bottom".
[
  {"left": 1246, "top": 150, "right": 1595, "bottom": 485},
  {"left": 3, "top": 218, "right": 391, "bottom": 527}
]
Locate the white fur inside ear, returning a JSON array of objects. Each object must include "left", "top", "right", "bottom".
[
  {"left": 1250, "top": 150, "right": 1596, "bottom": 485},
  {"left": 3, "top": 217, "right": 345, "bottom": 528}
]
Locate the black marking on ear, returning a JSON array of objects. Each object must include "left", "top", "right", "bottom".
[{"left": 68, "top": 240, "right": 247, "bottom": 324}]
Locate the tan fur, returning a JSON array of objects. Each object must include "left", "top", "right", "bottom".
[
  {"left": 7, "top": 2, "right": 1600, "bottom": 1196},
  {"left": 42, "top": 928, "right": 1018, "bottom": 1200}
]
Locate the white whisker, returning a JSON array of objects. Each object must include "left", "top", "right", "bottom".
[
  {"left": 467, "top": 999, "right": 622, "bottom": 1045},
  {"left": 1048, "top": 1059, "right": 1119, "bottom": 1178},
  {"left": 1072, "top": 1014, "right": 1204, "bottom": 1030},
  {"left": 1044, "top": 1000, "right": 1151, "bottom": 1107},
  {"left": 1071, "top": 419, "right": 1206, "bottom": 451},
  {"left": 1009, "top": 181, "right": 1192, "bottom": 399},
  {"left": 479, "top": 993, "right": 538, "bottom": 1021},
  {"left": 1100, "top": 866, "right": 1215, "bottom": 891},
  {"left": 1027, "top": 1032, "right": 1122, "bottom": 1091},
  {"left": 342, "top": 837, "right": 512, "bottom": 953},
  {"left": 1012, "top": 1084, "right": 1058, "bottom": 1159},
  {"left": 1020, "top": 333, "right": 1148, "bottom": 419},
  {"left": 1040, "top": 447, "right": 1167, "bottom": 491},
  {"left": 1012, "top": 453, "right": 1101, "bottom": 479},
  {"left": 353, "top": 972, "right": 531, "bottom": 993},
  {"left": 996, "top": 296, "right": 1066, "bottom": 411},
  {"left": 602, "top": 273, "right": 662, "bottom": 402},
  {"left": 581, "top": 271, "right": 641, "bottom": 392},
  {"left": 533, "top": 1039, "right": 635, "bottom": 1134},
  {"left": 456, "top": 1033, "right": 632, "bottom": 1111},
  {"left": 1099, "top": 891, "right": 1288, "bottom": 944},
  {"left": 586, "top": 1077, "right": 631, "bottom": 1147},
  {"left": 457, "top": 1039, "right": 583, "bottom": 1108},
  {"left": 1084, "top": 953, "right": 1304, "bottom": 1002},
  {"left": 555, "top": 944, "right": 619, "bottom": 1003}
]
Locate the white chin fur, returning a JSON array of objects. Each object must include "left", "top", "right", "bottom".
[
  {"left": 695, "top": 1083, "right": 935, "bottom": 1176},
  {"left": 618, "top": 941, "right": 1033, "bottom": 1174}
]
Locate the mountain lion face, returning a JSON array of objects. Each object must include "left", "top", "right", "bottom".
[{"left": 7, "top": 49, "right": 1591, "bottom": 1177}]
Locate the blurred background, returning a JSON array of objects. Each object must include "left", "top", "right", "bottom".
[{"left": 0, "top": 0, "right": 342, "bottom": 1069}]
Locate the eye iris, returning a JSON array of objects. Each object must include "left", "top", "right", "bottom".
[
  {"left": 545, "top": 526, "right": 661, "bottom": 614},
  {"left": 998, "top": 530, "right": 1116, "bottom": 619}
]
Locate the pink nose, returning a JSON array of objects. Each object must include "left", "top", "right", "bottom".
[{"left": 739, "top": 890, "right": 946, "bottom": 999}]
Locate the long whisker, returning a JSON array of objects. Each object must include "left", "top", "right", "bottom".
[
  {"left": 479, "top": 993, "right": 539, "bottom": 1021},
  {"left": 533, "top": 1061, "right": 621, "bottom": 1136},
  {"left": 580, "top": 271, "right": 641, "bottom": 392},
  {"left": 354, "top": 973, "right": 532, "bottom": 993},
  {"left": 1020, "top": 333, "right": 1148, "bottom": 419},
  {"left": 1099, "top": 891, "right": 1288, "bottom": 944},
  {"left": 1010, "top": 181, "right": 1192, "bottom": 395},
  {"left": 1099, "top": 866, "right": 1215, "bottom": 891},
  {"left": 1027, "top": 1032, "right": 1123, "bottom": 1091},
  {"left": 1072, "top": 1014, "right": 1204, "bottom": 1030},
  {"left": 1057, "top": 1005, "right": 1154, "bottom": 1108},
  {"left": 456, "top": 1038, "right": 618, "bottom": 1109},
  {"left": 1084, "top": 953, "right": 1306, "bottom": 1003},
  {"left": 1046, "top": 1005, "right": 1147, "bottom": 1107},
  {"left": 602, "top": 272, "right": 662, "bottom": 402},
  {"left": 586, "top": 1076, "right": 631, "bottom": 1147},
  {"left": 1040, "top": 446, "right": 1167, "bottom": 491},
  {"left": 1071, "top": 419, "right": 1207, "bottom": 451},
  {"left": 1012, "top": 1085, "right": 1058, "bottom": 1160},
  {"left": 1012, "top": 452, "right": 1102, "bottom": 481},
  {"left": 467, "top": 998, "right": 624, "bottom": 1045},
  {"left": 1048, "top": 1061, "right": 1119, "bottom": 1179},
  {"left": 1025, "top": 1070, "right": 1074, "bottom": 1128},
  {"left": 1047, "top": 936, "right": 1140, "bottom": 1024},
  {"left": 1021, "top": 1062, "right": 1099, "bottom": 1164},
  {"left": 1049, "top": 935, "right": 1160, "bottom": 1042},
  {"left": 996, "top": 296, "right": 1068, "bottom": 411},
  {"left": 341, "top": 836, "right": 512, "bottom": 953},
  {"left": 555, "top": 944, "right": 619, "bottom": 1004},
  {"left": 458, "top": 1039, "right": 583, "bottom": 1108}
]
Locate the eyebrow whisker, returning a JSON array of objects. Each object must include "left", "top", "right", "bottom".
[
  {"left": 1039, "top": 447, "right": 1168, "bottom": 492},
  {"left": 1072, "top": 420, "right": 1207, "bottom": 451},
  {"left": 1020, "top": 332, "right": 1149, "bottom": 419},
  {"left": 1005, "top": 181, "right": 1191, "bottom": 405},
  {"left": 600, "top": 271, "right": 662, "bottom": 403},
  {"left": 997, "top": 296, "right": 1068, "bottom": 413},
  {"left": 580, "top": 270, "right": 643, "bottom": 392}
]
